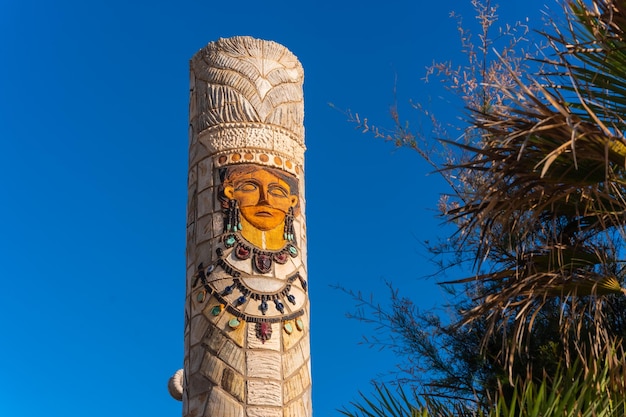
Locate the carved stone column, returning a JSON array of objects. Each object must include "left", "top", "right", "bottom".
[{"left": 183, "top": 36, "right": 311, "bottom": 417}]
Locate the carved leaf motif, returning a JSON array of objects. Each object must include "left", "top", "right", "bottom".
[{"left": 190, "top": 36, "right": 304, "bottom": 137}]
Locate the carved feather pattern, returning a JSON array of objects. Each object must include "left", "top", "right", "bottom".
[{"left": 190, "top": 36, "right": 304, "bottom": 138}]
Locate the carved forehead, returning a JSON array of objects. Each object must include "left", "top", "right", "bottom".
[{"left": 220, "top": 164, "right": 299, "bottom": 194}]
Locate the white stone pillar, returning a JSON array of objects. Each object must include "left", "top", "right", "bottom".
[{"left": 183, "top": 36, "right": 311, "bottom": 417}]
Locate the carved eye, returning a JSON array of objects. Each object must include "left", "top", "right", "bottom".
[
  {"left": 268, "top": 185, "right": 289, "bottom": 198},
  {"left": 236, "top": 181, "right": 258, "bottom": 192}
]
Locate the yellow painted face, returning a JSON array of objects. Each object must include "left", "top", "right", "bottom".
[{"left": 224, "top": 169, "right": 298, "bottom": 231}]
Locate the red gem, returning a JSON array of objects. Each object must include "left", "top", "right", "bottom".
[
  {"left": 273, "top": 252, "right": 288, "bottom": 264},
  {"left": 254, "top": 254, "right": 272, "bottom": 273},
  {"left": 255, "top": 322, "right": 272, "bottom": 343},
  {"left": 235, "top": 243, "right": 250, "bottom": 260}
]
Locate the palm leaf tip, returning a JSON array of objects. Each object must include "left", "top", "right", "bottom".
[{"left": 548, "top": 275, "right": 624, "bottom": 296}]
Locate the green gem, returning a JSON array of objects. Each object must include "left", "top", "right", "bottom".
[
  {"left": 296, "top": 318, "right": 304, "bottom": 331},
  {"left": 196, "top": 291, "right": 206, "bottom": 303},
  {"left": 284, "top": 323, "right": 294, "bottom": 334},
  {"left": 228, "top": 318, "right": 241, "bottom": 329},
  {"left": 289, "top": 246, "right": 298, "bottom": 255},
  {"left": 210, "top": 306, "right": 222, "bottom": 316},
  {"left": 225, "top": 235, "right": 236, "bottom": 247}
]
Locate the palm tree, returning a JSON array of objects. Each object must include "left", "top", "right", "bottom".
[
  {"left": 341, "top": 352, "right": 626, "bottom": 417},
  {"left": 344, "top": 1, "right": 626, "bottom": 413},
  {"left": 440, "top": 0, "right": 626, "bottom": 376}
]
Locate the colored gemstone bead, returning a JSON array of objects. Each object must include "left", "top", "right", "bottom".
[
  {"left": 260, "top": 300, "right": 268, "bottom": 315},
  {"left": 196, "top": 290, "right": 206, "bottom": 303},
  {"left": 273, "top": 252, "right": 288, "bottom": 264},
  {"left": 235, "top": 244, "right": 250, "bottom": 259},
  {"left": 210, "top": 305, "right": 223, "bottom": 316},
  {"left": 296, "top": 318, "right": 304, "bottom": 331},
  {"left": 222, "top": 285, "right": 233, "bottom": 295},
  {"left": 274, "top": 300, "right": 284, "bottom": 314},
  {"left": 228, "top": 317, "right": 241, "bottom": 329},
  {"left": 256, "top": 322, "right": 272, "bottom": 343},
  {"left": 255, "top": 254, "right": 272, "bottom": 273},
  {"left": 225, "top": 235, "right": 236, "bottom": 247},
  {"left": 237, "top": 296, "right": 246, "bottom": 305},
  {"left": 283, "top": 322, "right": 294, "bottom": 334},
  {"left": 288, "top": 245, "right": 298, "bottom": 255},
  {"left": 206, "top": 265, "right": 215, "bottom": 274},
  {"left": 287, "top": 294, "right": 296, "bottom": 305}
]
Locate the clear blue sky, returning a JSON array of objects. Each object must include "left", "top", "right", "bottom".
[{"left": 0, "top": 1, "right": 548, "bottom": 416}]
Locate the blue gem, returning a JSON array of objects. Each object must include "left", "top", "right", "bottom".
[
  {"left": 223, "top": 286, "right": 233, "bottom": 295},
  {"left": 287, "top": 294, "right": 296, "bottom": 305},
  {"left": 260, "top": 300, "right": 268, "bottom": 315},
  {"left": 274, "top": 299, "right": 284, "bottom": 314},
  {"left": 237, "top": 296, "right": 246, "bottom": 304}
]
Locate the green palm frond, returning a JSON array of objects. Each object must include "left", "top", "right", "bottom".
[
  {"left": 342, "top": 352, "right": 626, "bottom": 417},
  {"left": 339, "top": 385, "right": 426, "bottom": 417}
]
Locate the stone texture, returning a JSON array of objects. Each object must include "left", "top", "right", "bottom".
[
  {"left": 246, "top": 407, "right": 283, "bottom": 417},
  {"left": 206, "top": 388, "right": 244, "bottom": 417},
  {"left": 282, "top": 342, "right": 305, "bottom": 378},
  {"left": 197, "top": 188, "right": 214, "bottom": 219},
  {"left": 218, "top": 339, "right": 245, "bottom": 374},
  {"left": 189, "top": 342, "right": 205, "bottom": 373},
  {"left": 246, "top": 350, "right": 282, "bottom": 380},
  {"left": 247, "top": 380, "right": 282, "bottom": 406},
  {"left": 196, "top": 214, "right": 214, "bottom": 244},
  {"left": 190, "top": 314, "right": 210, "bottom": 346},
  {"left": 201, "top": 353, "right": 224, "bottom": 385},
  {"left": 202, "top": 320, "right": 227, "bottom": 354},
  {"left": 222, "top": 367, "right": 245, "bottom": 402},
  {"left": 187, "top": 371, "right": 213, "bottom": 398},
  {"left": 186, "top": 389, "right": 210, "bottom": 417},
  {"left": 197, "top": 157, "right": 213, "bottom": 192},
  {"left": 299, "top": 333, "right": 311, "bottom": 361},
  {"left": 284, "top": 397, "right": 307, "bottom": 417},
  {"left": 283, "top": 364, "right": 310, "bottom": 404}
]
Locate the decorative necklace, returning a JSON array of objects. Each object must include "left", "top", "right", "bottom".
[
  {"left": 222, "top": 232, "right": 298, "bottom": 274},
  {"left": 192, "top": 231, "right": 308, "bottom": 342}
]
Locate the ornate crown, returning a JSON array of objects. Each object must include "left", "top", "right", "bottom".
[{"left": 189, "top": 36, "right": 305, "bottom": 176}]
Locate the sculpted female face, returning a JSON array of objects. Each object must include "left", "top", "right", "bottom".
[{"left": 224, "top": 167, "right": 299, "bottom": 231}]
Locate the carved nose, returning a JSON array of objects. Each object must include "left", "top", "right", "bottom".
[{"left": 257, "top": 187, "right": 269, "bottom": 205}]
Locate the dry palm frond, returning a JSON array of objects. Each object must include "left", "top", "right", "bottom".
[{"left": 440, "top": 0, "right": 626, "bottom": 376}]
